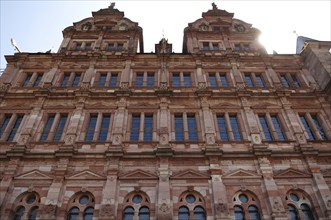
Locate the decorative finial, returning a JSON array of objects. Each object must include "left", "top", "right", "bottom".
[
  {"left": 110, "top": 2, "right": 115, "bottom": 9},
  {"left": 212, "top": 2, "right": 217, "bottom": 10}
]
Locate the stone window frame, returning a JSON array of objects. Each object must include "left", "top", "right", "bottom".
[
  {"left": 125, "top": 111, "right": 157, "bottom": 142},
  {"left": 297, "top": 111, "right": 330, "bottom": 141},
  {"left": 15, "top": 71, "right": 44, "bottom": 88},
  {"left": 176, "top": 190, "right": 207, "bottom": 220},
  {"left": 212, "top": 111, "right": 247, "bottom": 142},
  {"left": 65, "top": 191, "right": 95, "bottom": 220},
  {"left": 0, "top": 113, "right": 25, "bottom": 142},
  {"left": 256, "top": 112, "right": 288, "bottom": 142},
  {"left": 200, "top": 40, "right": 224, "bottom": 51},
  {"left": 37, "top": 112, "right": 70, "bottom": 142},
  {"left": 56, "top": 71, "right": 84, "bottom": 87},
  {"left": 285, "top": 190, "right": 316, "bottom": 220},
  {"left": 131, "top": 70, "right": 157, "bottom": 87},
  {"left": 206, "top": 70, "right": 232, "bottom": 88},
  {"left": 11, "top": 191, "right": 40, "bottom": 220},
  {"left": 121, "top": 191, "right": 151, "bottom": 219},
  {"left": 277, "top": 71, "right": 306, "bottom": 89},
  {"left": 170, "top": 70, "right": 196, "bottom": 88},
  {"left": 232, "top": 42, "right": 252, "bottom": 52},
  {"left": 243, "top": 72, "right": 268, "bottom": 88},
  {"left": 80, "top": 111, "right": 114, "bottom": 142},
  {"left": 72, "top": 41, "right": 95, "bottom": 51},
  {"left": 232, "top": 190, "right": 262, "bottom": 220},
  {"left": 103, "top": 41, "right": 127, "bottom": 52},
  {"left": 93, "top": 70, "right": 121, "bottom": 87},
  {"left": 170, "top": 111, "right": 203, "bottom": 142}
]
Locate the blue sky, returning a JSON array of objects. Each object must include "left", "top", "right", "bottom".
[{"left": 1, "top": 1, "right": 330, "bottom": 70}]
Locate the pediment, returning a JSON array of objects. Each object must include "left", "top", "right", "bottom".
[
  {"left": 14, "top": 169, "right": 53, "bottom": 180},
  {"left": 66, "top": 170, "right": 106, "bottom": 180},
  {"left": 171, "top": 169, "right": 209, "bottom": 180},
  {"left": 251, "top": 102, "right": 280, "bottom": 109},
  {"left": 274, "top": 168, "right": 311, "bottom": 179},
  {"left": 211, "top": 102, "right": 240, "bottom": 108},
  {"left": 119, "top": 169, "right": 158, "bottom": 180},
  {"left": 223, "top": 169, "right": 261, "bottom": 179}
]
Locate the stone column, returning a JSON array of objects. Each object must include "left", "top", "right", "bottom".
[
  {"left": 156, "top": 157, "right": 172, "bottom": 219},
  {"left": 258, "top": 157, "right": 287, "bottom": 220}
]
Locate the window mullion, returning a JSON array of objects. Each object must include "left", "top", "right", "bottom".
[
  {"left": 3, "top": 114, "right": 17, "bottom": 141},
  {"left": 183, "top": 113, "right": 189, "bottom": 141},
  {"left": 305, "top": 113, "right": 321, "bottom": 140},
  {"left": 266, "top": 113, "right": 277, "bottom": 140},
  {"left": 48, "top": 113, "right": 60, "bottom": 141},
  {"left": 139, "top": 113, "right": 145, "bottom": 141},
  {"left": 94, "top": 113, "right": 103, "bottom": 141},
  {"left": 224, "top": 113, "right": 233, "bottom": 141}
]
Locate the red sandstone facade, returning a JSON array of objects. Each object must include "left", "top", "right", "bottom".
[{"left": 0, "top": 3, "right": 330, "bottom": 220}]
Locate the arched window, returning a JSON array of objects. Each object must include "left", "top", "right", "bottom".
[
  {"left": 67, "top": 207, "right": 80, "bottom": 220},
  {"left": 66, "top": 192, "right": 95, "bottom": 220},
  {"left": 194, "top": 206, "right": 206, "bottom": 220},
  {"left": 12, "top": 192, "right": 40, "bottom": 220},
  {"left": 248, "top": 205, "right": 261, "bottom": 220},
  {"left": 300, "top": 204, "right": 314, "bottom": 220},
  {"left": 288, "top": 205, "right": 298, "bottom": 220},
  {"left": 233, "top": 191, "right": 262, "bottom": 220},
  {"left": 122, "top": 191, "right": 150, "bottom": 220},
  {"left": 123, "top": 206, "right": 134, "bottom": 220},
  {"left": 286, "top": 191, "right": 315, "bottom": 220},
  {"left": 178, "top": 206, "right": 189, "bottom": 220},
  {"left": 83, "top": 207, "right": 94, "bottom": 220},
  {"left": 13, "top": 206, "right": 25, "bottom": 220},
  {"left": 28, "top": 206, "right": 38, "bottom": 220},
  {"left": 234, "top": 205, "right": 245, "bottom": 220},
  {"left": 139, "top": 206, "right": 150, "bottom": 220}
]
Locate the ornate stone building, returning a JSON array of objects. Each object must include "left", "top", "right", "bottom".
[{"left": 0, "top": 3, "right": 330, "bottom": 220}]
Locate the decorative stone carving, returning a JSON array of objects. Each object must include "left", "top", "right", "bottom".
[
  {"left": 120, "top": 82, "right": 129, "bottom": 90},
  {"left": 0, "top": 83, "right": 10, "bottom": 92},
  {"left": 17, "top": 134, "right": 30, "bottom": 145},
  {"left": 112, "top": 134, "right": 122, "bottom": 145},
  {"left": 272, "top": 198, "right": 282, "bottom": 211},
  {"left": 252, "top": 134, "right": 261, "bottom": 144},
  {"left": 206, "top": 133, "right": 215, "bottom": 145},
  {"left": 197, "top": 82, "right": 207, "bottom": 90},
  {"left": 216, "top": 199, "right": 229, "bottom": 216},
  {"left": 43, "top": 204, "right": 57, "bottom": 215},
  {"left": 80, "top": 82, "right": 90, "bottom": 91},
  {"left": 64, "top": 134, "right": 76, "bottom": 145},
  {"left": 159, "top": 82, "right": 168, "bottom": 90},
  {"left": 100, "top": 204, "right": 113, "bottom": 216},
  {"left": 259, "top": 157, "right": 270, "bottom": 165},
  {"left": 117, "top": 97, "right": 127, "bottom": 107}
]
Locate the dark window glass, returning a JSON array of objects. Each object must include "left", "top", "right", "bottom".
[
  {"left": 234, "top": 44, "right": 241, "bottom": 51},
  {"left": 280, "top": 75, "right": 290, "bottom": 87},
  {"left": 99, "top": 114, "right": 110, "bottom": 141},
  {"left": 248, "top": 205, "right": 261, "bottom": 220},
  {"left": 14, "top": 206, "right": 25, "bottom": 220},
  {"left": 202, "top": 42, "right": 209, "bottom": 50},
  {"left": 230, "top": 116, "right": 241, "bottom": 141},
  {"left": 147, "top": 73, "right": 154, "bottom": 86},
  {"left": 26, "top": 193, "right": 37, "bottom": 204},
  {"left": 220, "top": 74, "right": 228, "bottom": 87},
  {"left": 239, "top": 194, "right": 248, "bottom": 203},
  {"left": 194, "top": 206, "right": 206, "bottom": 220},
  {"left": 75, "top": 43, "right": 82, "bottom": 51},
  {"left": 288, "top": 204, "right": 299, "bottom": 220},
  {"left": 175, "top": 115, "right": 184, "bottom": 141},
  {"left": 72, "top": 74, "right": 81, "bottom": 87},
  {"left": 135, "top": 73, "right": 144, "bottom": 87},
  {"left": 33, "top": 74, "right": 42, "bottom": 87},
  {"left": 40, "top": 115, "right": 55, "bottom": 141},
  {"left": 0, "top": 115, "right": 11, "bottom": 138},
  {"left": 139, "top": 207, "right": 150, "bottom": 220},
  {"left": 212, "top": 43, "right": 219, "bottom": 50},
  {"left": 83, "top": 207, "right": 94, "bottom": 220},
  {"left": 117, "top": 43, "right": 124, "bottom": 50},
  {"left": 109, "top": 74, "right": 118, "bottom": 87},
  {"left": 98, "top": 74, "right": 107, "bottom": 87},
  {"left": 132, "top": 195, "right": 143, "bottom": 204},
  {"left": 67, "top": 207, "right": 80, "bottom": 220},
  {"left": 255, "top": 75, "right": 265, "bottom": 88},
  {"left": 85, "top": 115, "right": 97, "bottom": 141},
  {"left": 23, "top": 74, "right": 32, "bottom": 87},
  {"left": 144, "top": 115, "right": 153, "bottom": 141},
  {"left": 130, "top": 115, "right": 140, "bottom": 141},
  {"left": 245, "top": 74, "right": 254, "bottom": 87},
  {"left": 28, "top": 206, "right": 38, "bottom": 220},
  {"left": 213, "top": 27, "right": 220, "bottom": 32},
  {"left": 300, "top": 116, "right": 315, "bottom": 140},
  {"left": 243, "top": 44, "right": 250, "bottom": 51},
  {"left": 209, "top": 74, "right": 217, "bottom": 87},
  {"left": 290, "top": 193, "right": 300, "bottom": 202},
  {"left": 291, "top": 74, "right": 300, "bottom": 88},
  {"left": 172, "top": 73, "right": 180, "bottom": 87},
  {"left": 178, "top": 206, "right": 190, "bottom": 220},
  {"left": 259, "top": 116, "right": 273, "bottom": 141},
  {"left": 300, "top": 204, "right": 315, "bottom": 220},
  {"left": 187, "top": 115, "right": 198, "bottom": 141},
  {"left": 53, "top": 115, "right": 67, "bottom": 141},
  {"left": 217, "top": 115, "right": 228, "bottom": 141},
  {"left": 61, "top": 74, "right": 70, "bottom": 87},
  {"left": 7, "top": 115, "right": 23, "bottom": 141},
  {"left": 185, "top": 195, "right": 196, "bottom": 203},
  {"left": 311, "top": 115, "right": 327, "bottom": 140},
  {"left": 183, "top": 73, "right": 191, "bottom": 87},
  {"left": 123, "top": 207, "right": 134, "bottom": 220},
  {"left": 234, "top": 205, "right": 245, "bottom": 220},
  {"left": 107, "top": 44, "right": 114, "bottom": 51},
  {"left": 271, "top": 116, "right": 285, "bottom": 141},
  {"left": 85, "top": 43, "right": 92, "bottom": 51}
]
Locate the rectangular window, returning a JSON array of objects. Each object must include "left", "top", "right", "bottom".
[
  {"left": 234, "top": 44, "right": 241, "bottom": 51},
  {"left": 280, "top": 74, "right": 290, "bottom": 88},
  {"left": 117, "top": 43, "right": 124, "bottom": 51},
  {"left": 220, "top": 74, "right": 228, "bottom": 87},
  {"left": 311, "top": 115, "right": 327, "bottom": 140},
  {"left": 107, "top": 43, "right": 114, "bottom": 51},
  {"left": 183, "top": 73, "right": 192, "bottom": 87},
  {"left": 85, "top": 42, "right": 92, "bottom": 51},
  {"left": 61, "top": 72, "right": 82, "bottom": 87},
  {"left": 85, "top": 114, "right": 111, "bottom": 141},
  {"left": 279, "top": 73, "right": 302, "bottom": 88},
  {"left": 259, "top": 115, "right": 273, "bottom": 141},
  {"left": 40, "top": 115, "right": 55, "bottom": 141},
  {"left": 144, "top": 115, "right": 153, "bottom": 141},
  {"left": 130, "top": 115, "right": 141, "bottom": 141},
  {"left": 243, "top": 44, "right": 250, "bottom": 51},
  {"left": 172, "top": 73, "right": 180, "bottom": 87},
  {"left": 300, "top": 115, "right": 315, "bottom": 140},
  {"left": 300, "top": 114, "right": 328, "bottom": 140},
  {"left": 291, "top": 74, "right": 300, "bottom": 88},
  {"left": 202, "top": 42, "right": 209, "bottom": 51},
  {"left": 271, "top": 116, "right": 285, "bottom": 141},
  {"left": 109, "top": 73, "right": 118, "bottom": 87},
  {"left": 230, "top": 115, "right": 241, "bottom": 141},
  {"left": 135, "top": 73, "right": 144, "bottom": 87},
  {"left": 40, "top": 114, "right": 68, "bottom": 141},
  {"left": 187, "top": 115, "right": 198, "bottom": 141},
  {"left": 33, "top": 74, "right": 42, "bottom": 87},
  {"left": 255, "top": 74, "right": 265, "bottom": 88},
  {"left": 217, "top": 115, "right": 228, "bottom": 141},
  {"left": 174, "top": 115, "right": 184, "bottom": 141},
  {"left": 98, "top": 73, "right": 107, "bottom": 87},
  {"left": 72, "top": 74, "right": 81, "bottom": 87},
  {"left": 209, "top": 73, "right": 217, "bottom": 87},
  {"left": 75, "top": 42, "right": 82, "bottom": 51},
  {"left": 22, "top": 74, "right": 32, "bottom": 87},
  {"left": 53, "top": 115, "right": 67, "bottom": 141},
  {"left": 244, "top": 74, "right": 254, "bottom": 87},
  {"left": 61, "top": 74, "right": 70, "bottom": 87},
  {"left": 0, "top": 114, "right": 23, "bottom": 141},
  {"left": 212, "top": 43, "right": 219, "bottom": 51},
  {"left": 146, "top": 73, "right": 155, "bottom": 86}
]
